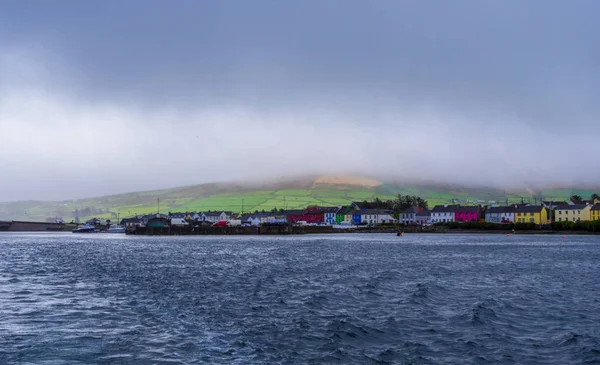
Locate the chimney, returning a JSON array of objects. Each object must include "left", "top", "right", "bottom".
[{"left": 444, "top": 203, "right": 448, "bottom": 208}]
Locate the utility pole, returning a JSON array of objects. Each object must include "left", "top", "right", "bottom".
[
  {"left": 284, "top": 196, "right": 286, "bottom": 210},
  {"left": 157, "top": 198, "right": 160, "bottom": 215},
  {"left": 241, "top": 199, "right": 244, "bottom": 215}
]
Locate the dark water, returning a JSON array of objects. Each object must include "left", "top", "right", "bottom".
[{"left": 1, "top": 233, "right": 600, "bottom": 364}]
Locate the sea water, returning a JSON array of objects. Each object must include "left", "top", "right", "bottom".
[{"left": 1, "top": 233, "right": 599, "bottom": 364}]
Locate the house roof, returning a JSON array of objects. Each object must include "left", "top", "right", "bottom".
[
  {"left": 402, "top": 206, "right": 420, "bottom": 214},
  {"left": 336, "top": 207, "right": 353, "bottom": 215},
  {"left": 555, "top": 204, "right": 589, "bottom": 210},
  {"left": 284, "top": 210, "right": 307, "bottom": 215},
  {"left": 486, "top": 206, "right": 515, "bottom": 214},
  {"left": 240, "top": 214, "right": 259, "bottom": 221},
  {"left": 456, "top": 206, "right": 480, "bottom": 213},
  {"left": 514, "top": 205, "right": 545, "bottom": 213},
  {"left": 431, "top": 205, "right": 458, "bottom": 213},
  {"left": 543, "top": 201, "right": 569, "bottom": 207},
  {"left": 321, "top": 207, "right": 339, "bottom": 213},
  {"left": 358, "top": 209, "right": 394, "bottom": 215},
  {"left": 591, "top": 204, "right": 600, "bottom": 211},
  {"left": 416, "top": 209, "right": 431, "bottom": 217}
]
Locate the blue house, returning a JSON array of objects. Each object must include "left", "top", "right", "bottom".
[{"left": 351, "top": 211, "right": 362, "bottom": 225}]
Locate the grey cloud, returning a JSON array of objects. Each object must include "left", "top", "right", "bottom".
[{"left": 0, "top": 0, "right": 599, "bottom": 201}]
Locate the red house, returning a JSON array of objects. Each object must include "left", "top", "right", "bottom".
[
  {"left": 304, "top": 206, "right": 324, "bottom": 223},
  {"left": 285, "top": 207, "right": 325, "bottom": 223},
  {"left": 455, "top": 206, "right": 480, "bottom": 222}
]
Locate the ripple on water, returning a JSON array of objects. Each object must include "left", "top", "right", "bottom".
[{"left": 0, "top": 233, "right": 600, "bottom": 364}]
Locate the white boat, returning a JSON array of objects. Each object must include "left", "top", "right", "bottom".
[
  {"left": 105, "top": 225, "right": 125, "bottom": 233},
  {"left": 72, "top": 224, "right": 95, "bottom": 233}
]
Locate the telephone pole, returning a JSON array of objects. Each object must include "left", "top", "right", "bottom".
[
  {"left": 241, "top": 199, "right": 244, "bottom": 215},
  {"left": 157, "top": 198, "right": 160, "bottom": 214}
]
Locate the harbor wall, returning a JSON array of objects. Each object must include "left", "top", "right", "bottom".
[
  {"left": 5, "top": 221, "right": 66, "bottom": 232},
  {"left": 128, "top": 224, "right": 334, "bottom": 236}
]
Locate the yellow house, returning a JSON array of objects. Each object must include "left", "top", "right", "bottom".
[
  {"left": 591, "top": 204, "right": 600, "bottom": 221},
  {"left": 344, "top": 213, "right": 353, "bottom": 223},
  {"left": 555, "top": 204, "right": 591, "bottom": 222},
  {"left": 514, "top": 206, "right": 548, "bottom": 224}
]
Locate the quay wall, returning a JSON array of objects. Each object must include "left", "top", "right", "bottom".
[
  {"left": 128, "top": 225, "right": 334, "bottom": 236},
  {"left": 2, "top": 221, "right": 66, "bottom": 232}
]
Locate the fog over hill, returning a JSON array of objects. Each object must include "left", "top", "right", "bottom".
[
  {"left": 1, "top": 174, "right": 598, "bottom": 222},
  {"left": 1, "top": 1, "right": 599, "bottom": 201}
]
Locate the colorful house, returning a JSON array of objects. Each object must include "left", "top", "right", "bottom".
[
  {"left": 335, "top": 207, "right": 352, "bottom": 224},
  {"left": 554, "top": 204, "right": 591, "bottom": 222},
  {"left": 351, "top": 211, "right": 362, "bottom": 225},
  {"left": 323, "top": 207, "right": 339, "bottom": 224},
  {"left": 591, "top": 204, "right": 600, "bottom": 221},
  {"left": 514, "top": 206, "right": 548, "bottom": 224},
  {"left": 285, "top": 207, "right": 324, "bottom": 224},
  {"left": 455, "top": 206, "right": 480, "bottom": 222},
  {"left": 344, "top": 211, "right": 353, "bottom": 224},
  {"left": 285, "top": 210, "right": 307, "bottom": 223}
]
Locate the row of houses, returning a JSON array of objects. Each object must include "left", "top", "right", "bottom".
[
  {"left": 120, "top": 204, "right": 398, "bottom": 227},
  {"left": 400, "top": 199, "right": 600, "bottom": 225},
  {"left": 231, "top": 206, "right": 397, "bottom": 225}
]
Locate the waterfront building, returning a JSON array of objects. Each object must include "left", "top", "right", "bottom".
[
  {"left": 322, "top": 207, "right": 339, "bottom": 224},
  {"left": 485, "top": 206, "right": 515, "bottom": 223},
  {"left": 202, "top": 211, "right": 231, "bottom": 223},
  {"left": 335, "top": 206, "right": 352, "bottom": 224},
  {"left": 591, "top": 204, "right": 600, "bottom": 221},
  {"left": 354, "top": 209, "right": 396, "bottom": 225},
  {"left": 400, "top": 206, "right": 421, "bottom": 224},
  {"left": 514, "top": 206, "right": 548, "bottom": 224},
  {"left": 554, "top": 204, "right": 591, "bottom": 222},
  {"left": 415, "top": 210, "right": 431, "bottom": 225},
  {"left": 430, "top": 205, "right": 458, "bottom": 223},
  {"left": 455, "top": 206, "right": 481, "bottom": 222}
]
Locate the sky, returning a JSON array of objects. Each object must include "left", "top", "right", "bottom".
[{"left": 0, "top": 0, "right": 599, "bottom": 201}]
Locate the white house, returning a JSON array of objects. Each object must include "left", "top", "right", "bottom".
[
  {"left": 241, "top": 215, "right": 261, "bottom": 226},
  {"left": 401, "top": 206, "right": 421, "bottom": 224},
  {"left": 485, "top": 206, "right": 515, "bottom": 223},
  {"left": 323, "top": 207, "right": 340, "bottom": 224},
  {"left": 430, "top": 205, "right": 458, "bottom": 223},
  {"left": 360, "top": 209, "right": 397, "bottom": 225},
  {"left": 202, "top": 211, "right": 230, "bottom": 223}
]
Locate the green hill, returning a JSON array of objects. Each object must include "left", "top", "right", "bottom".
[{"left": 0, "top": 176, "right": 596, "bottom": 222}]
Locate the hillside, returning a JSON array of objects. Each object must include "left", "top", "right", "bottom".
[{"left": 0, "top": 175, "right": 596, "bottom": 222}]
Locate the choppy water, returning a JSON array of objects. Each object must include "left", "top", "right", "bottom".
[{"left": 1, "top": 233, "right": 599, "bottom": 364}]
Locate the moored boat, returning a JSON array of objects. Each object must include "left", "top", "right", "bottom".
[
  {"left": 72, "top": 224, "right": 95, "bottom": 233},
  {"left": 105, "top": 225, "right": 125, "bottom": 233}
]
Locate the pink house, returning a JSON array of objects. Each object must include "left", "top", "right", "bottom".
[{"left": 455, "top": 206, "right": 480, "bottom": 222}]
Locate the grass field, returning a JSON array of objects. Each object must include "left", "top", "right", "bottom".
[{"left": 1, "top": 177, "right": 598, "bottom": 222}]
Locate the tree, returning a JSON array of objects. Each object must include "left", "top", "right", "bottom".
[
  {"left": 571, "top": 195, "right": 583, "bottom": 203},
  {"left": 591, "top": 193, "right": 600, "bottom": 201}
]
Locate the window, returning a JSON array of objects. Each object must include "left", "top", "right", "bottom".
[
  {"left": 558, "top": 211, "right": 562, "bottom": 214},
  {"left": 559, "top": 218, "right": 562, "bottom": 222},
  {"left": 530, "top": 218, "right": 534, "bottom": 222},
  {"left": 530, "top": 212, "right": 534, "bottom": 216}
]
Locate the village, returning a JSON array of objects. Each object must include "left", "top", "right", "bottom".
[{"left": 103, "top": 196, "right": 600, "bottom": 233}]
